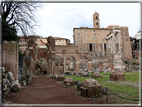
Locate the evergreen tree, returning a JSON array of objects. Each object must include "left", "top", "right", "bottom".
[{"left": 2, "top": 19, "right": 19, "bottom": 42}]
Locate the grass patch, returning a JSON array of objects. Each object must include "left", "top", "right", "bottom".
[
  {"left": 64, "top": 71, "right": 140, "bottom": 104},
  {"left": 123, "top": 71, "right": 139, "bottom": 82}
]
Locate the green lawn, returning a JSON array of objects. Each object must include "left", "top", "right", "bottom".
[{"left": 64, "top": 71, "right": 140, "bottom": 104}]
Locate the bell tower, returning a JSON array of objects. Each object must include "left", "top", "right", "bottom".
[{"left": 93, "top": 11, "right": 100, "bottom": 28}]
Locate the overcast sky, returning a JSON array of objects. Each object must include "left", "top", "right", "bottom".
[{"left": 33, "top": 3, "right": 140, "bottom": 43}]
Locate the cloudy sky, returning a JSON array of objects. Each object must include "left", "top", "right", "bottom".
[{"left": 34, "top": 3, "right": 140, "bottom": 43}]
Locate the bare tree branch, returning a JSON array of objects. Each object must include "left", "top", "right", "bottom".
[{"left": 1, "top": 0, "right": 41, "bottom": 35}]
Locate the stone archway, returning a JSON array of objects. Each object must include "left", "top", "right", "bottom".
[{"left": 66, "top": 56, "right": 76, "bottom": 72}]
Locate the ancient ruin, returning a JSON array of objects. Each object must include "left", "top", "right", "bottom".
[
  {"left": 57, "top": 74, "right": 65, "bottom": 81},
  {"left": 80, "top": 79, "right": 102, "bottom": 97},
  {"left": 92, "top": 72, "right": 103, "bottom": 78},
  {"left": 110, "top": 69, "right": 125, "bottom": 81},
  {"left": 64, "top": 77, "right": 75, "bottom": 86}
]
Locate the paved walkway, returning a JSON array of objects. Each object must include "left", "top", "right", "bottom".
[{"left": 4, "top": 75, "right": 106, "bottom": 104}]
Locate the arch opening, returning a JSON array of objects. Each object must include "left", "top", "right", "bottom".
[
  {"left": 54, "top": 56, "right": 63, "bottom": 74},
  {"left": 66, "top": 56, "right": 76, "bottom": 72},
  {"left": 37, "top": 58, "right": 48, "bottom": 74}
]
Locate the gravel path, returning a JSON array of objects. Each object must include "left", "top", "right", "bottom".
[{"left": 3, "top": 75, "right": 107, "bottom": 104}]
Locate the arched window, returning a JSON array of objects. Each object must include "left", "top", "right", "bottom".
[
  {"left": 96, "top": 16, "right": 98, "bottom": 19},
  {"left": 89, "top": 44, "right": 92, "bottom": 51},
  {"left": 96, "top": 22, "right": 98, "bottom": 25}
]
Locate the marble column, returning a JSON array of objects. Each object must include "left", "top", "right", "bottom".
[
  {"left": 102, "top": 39, "right": 104, "bottom": 56},
  {"left": 111, "top": 37, "right": 113, "bottom": 54},
  {"left": 92, "top": 43, "right": 94, "bottom": 52},
  {"left": 113, "top": 32, "right": 116, "bottom": 53},
  {"left": 119, "top": 33, "right": 121, "bottom": 53}
]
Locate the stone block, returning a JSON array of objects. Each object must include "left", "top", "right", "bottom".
[
  {"left": 57, "top": 74, "right": 64, "bottom": 81},
  {"left": 92, "top": 72, "right": 103, "bottom": 78},
  {"left": 80, "top": 79, "right": 102, "bottom": 97},
  {"left": 110, "top": 71, "right": 125, "bottom": 81},
  {"left": 64, "top": 77, "right": 75, "bottom": 86},
  {"left": 10, "top": 82, "right": 21, "bottom": 92},
  {"left": 80, "top": 87, "right": 87, "bottom": 97}
]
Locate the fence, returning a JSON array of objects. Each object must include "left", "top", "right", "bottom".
[{"left": 104, "top": 87, "right": 139, "bottom": 104}]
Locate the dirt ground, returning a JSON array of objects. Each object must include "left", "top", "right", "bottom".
[{"left": 3, "top": 75, "right": 110, "bottom": 104}]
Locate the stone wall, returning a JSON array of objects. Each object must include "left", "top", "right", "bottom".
[
  {"left": 121, "top": 27, "right": 132, "bottom": 61},
  {"left": 2, "top": 41, "right": 19, "bottom": 80}
]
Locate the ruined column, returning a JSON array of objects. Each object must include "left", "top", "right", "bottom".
[
  {"left": 110, "top": 37, "right": 113, "bottom": 54},
  {"left": 92, "top": 43, "right": 94, "bottom": 52},
  {"left": 102, "top": 39, "right": 104, "bottom": 56},
  {"left": 75, "top": 62, "right": 80, "bottom": 72},
  {"left": 119, "top": 33, "right": 121, "bottom": 53},
  {"left": 113, "top": 32, "right": 116, "bottom": 53},
  {"left": 64, "top": 57, "right": 66, "bottom": 72},
  {"left": 88, "top": 61, "right": 92, "bottom": 72}
]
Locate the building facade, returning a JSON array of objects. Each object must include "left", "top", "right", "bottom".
[
  {"left": 73, "top": 11, "right": 132, "bottom": 60},
  {"left": 73, "top": 12, "right": 111, "bottom": 58}
]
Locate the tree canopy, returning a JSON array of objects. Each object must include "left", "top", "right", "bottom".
[{"left": 1, "top": 0, "right": 41, "bottom": 42}]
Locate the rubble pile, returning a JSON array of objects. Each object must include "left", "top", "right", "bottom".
[
  {"left": 92, "top": 72, "right": 103, "bottom": 78},
  {"left": 64, "top": 77, "right": 75, "bottom": 86},
  {"left": 78, "top": 71, "right": 90, "bottom": 77},
  {"left": 80, "top": 79, "right": 102, "bottom": 97},
  {"left": 2, "top": 67, "right": 21, "bottom": 94},
  {"left": 57, "top": 74, "right": 65, "bottom": 81},
  {"left": 110, "top": 69, "right": 125, "bottom": 81}
]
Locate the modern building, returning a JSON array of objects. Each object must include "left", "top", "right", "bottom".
[{"left": 73, "top": 11, "right": 132, "bottom": 60}]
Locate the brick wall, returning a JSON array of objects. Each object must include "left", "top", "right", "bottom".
[
  {"left": 121, "top": 27, "right": 132, "bottom": 61},
  {"left": 2, "top": 41, "right": 19, "bottom": 80}
]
